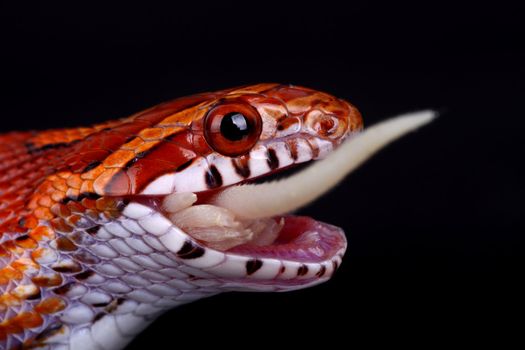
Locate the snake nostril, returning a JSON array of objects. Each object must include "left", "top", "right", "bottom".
[
  {"left": 315, "top": 116, "right": 337, "bottom": 136},
  {"left": 304, "top": 110, "right": 346, "bottom": 139}
]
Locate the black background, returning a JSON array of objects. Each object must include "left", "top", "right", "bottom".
[{"left": 0, "top": 1, "right": 523, "bottom": 347}]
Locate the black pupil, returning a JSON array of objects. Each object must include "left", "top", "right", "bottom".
[{"left": 220, "top": 112, "right": 251, "bottom": 141}]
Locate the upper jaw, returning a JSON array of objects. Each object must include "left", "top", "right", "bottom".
[
  {"left": 139, "top": 133, "right": 339, "bottom": 196},
  {"left": 139, "top": 98, "right": 360, "bottom": 197}
]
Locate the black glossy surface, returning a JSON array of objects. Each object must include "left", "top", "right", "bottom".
[{"left": 0, "top": 1, "right": 522, "bottom": 347}]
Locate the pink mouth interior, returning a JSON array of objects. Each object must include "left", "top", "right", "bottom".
[
  {"left": 226, "top": 216, "right": 346, "bottom": 263},
  {"left": 133, "top": 194, "right": 346, "bottom": 264}
]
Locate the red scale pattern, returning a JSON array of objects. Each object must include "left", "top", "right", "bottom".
[
  {"left": 0, "top": 83, "right": 362, "bottom": 348},
  {"left": 0, "top": 88, "right": 230, "bottom": 347}
]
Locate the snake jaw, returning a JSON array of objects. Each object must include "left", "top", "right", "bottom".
[
  {"left": 126, "top": 111, "right": 435, "bottom": 292},
  {"left": 119, "top": 195, "right": 346, "bottom": 291}
]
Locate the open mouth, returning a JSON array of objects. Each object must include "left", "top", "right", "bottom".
[
  {"left": 163, "top": 193, "right": 347, "bottom": 263},
  {"left": 152, "top": 163, "right": 348, "bottom": 285},
  {"left": 125, "top": 111, "right": 434, "bottom": 286},
  {"left": 159, "top": 161, "right": 347, "bottom": 265}
]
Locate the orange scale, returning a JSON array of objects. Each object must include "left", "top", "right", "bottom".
[
  {"left": 138, "top": 127, "right": 167, "bottom": 141},
  {"left": 80, "top": 198, "right": 97, "bottom": 210},
  {"left": 0, "top": 245, "right": 9, "bottom": 258},
  {"left": 22, "top": 215, "right": 39, "bottom": 229},
  {"left": 11, "top": 284, "right": 39, "bottom": 300},
  {"left": 66, "top": 174, "right": 83, "bottom": 189},
  {"left": 132, "top": 140, "right": 160, "bottom": 155},
  {"left": 121, "top": 137, "right": 144, "bottom": 150},
  {"left": 50, "top": 218, "right": 74, "bottom": 233},
  {"left": 66, "top": 214, "right": 83, "bottom": 226},
  {"left": 31, "top": 247, "right": 53, "bottom": 264},
  {"left": 95, "top": 197, "right": 118, "bottom": 211},
  {"left": 12, "top": 258, "right": 39, "bottom": 273},
  {"left": 12, "top": 311, "right": 43, "bottom": 329},
  {"left": 51, "top": 203, "right": 71, "bottom": 218},
  {"left": 53, "top": 236, "right": 77, "bottom": 252},
  {"left": 84, "top": 209, "right": 100, "bottom": 221},
  {"left": 65, "top": 188, "right": 80, "bottom": 200},
  {"left": 34, "top": 297, "right": 66, "bottom": 314},
  {"left": 51, "top": 190, "right": 66, "bottom": 202},
  {"left": 0, "top": 267, "right": 23, "bottom": 285},
  {"left": 33, "top": 207, "right": 54, "bottom": 221},
  {"left": 0, "top": 293, "right": 21, "bottom": 309},
  {"left": 45, "top": 174, "right": 59, "bottom": 182},
  {"left": 13, "top": 236, "right": 37, "bottom": 249},
  {"left": 51, "top": 190, "right": 67, "bottom": 203},
  {"left": 162, "top": 107, "right": 205, "bottom": 127},
  {"left": 79, "top": 180, "right": 94, "bottom": 194},
  {"left": 66, "top": 201, "right": 85, "bottom": 214},
  {"left": 29, "top": 226, "right": 55, "bottom": 242},
  {"left": 1, "top": 320, "right": 23, "bottom": 336},
  {"left": 102, "top": 149, "right": 136, "bottom": 168},
  {"left": 80, "top": 165, "right": 105, "bottom": 181},
  {"left": 37, "top": 195, "right": 54, "bottom": 208},
  {"left": 3, "top": 241, "right": 25, "bottom": 256},
  {"left": 31, "top": 273, "right": 62, "bottom": 287},
  {"left": 94, "top": 168, "right": 130, "bottom": 196},
  {"left": 161, "top": 125, "right": 187, "bottom": 137},
  {"left": 39, "top": 181, "right": 56, "bottom": 194}
]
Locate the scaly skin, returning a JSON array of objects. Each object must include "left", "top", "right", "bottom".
[{"left": 0, "top": 84, "right": 362, "bottom": 350}]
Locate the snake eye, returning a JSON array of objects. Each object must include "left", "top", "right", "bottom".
[{"left": 204, "top": 102, "right": 262, "bottom": 157}]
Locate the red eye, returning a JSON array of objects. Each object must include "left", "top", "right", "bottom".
[{"left": 204, "top": 102, "right": 262, "bottom": 157}]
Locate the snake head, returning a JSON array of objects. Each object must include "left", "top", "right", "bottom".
[{"left": 97, "top": 84, "right": 362, "bottom": 293}]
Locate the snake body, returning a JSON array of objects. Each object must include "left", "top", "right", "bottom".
[{"left": 0, "top": 84, "right": 362, "bottom": 349}]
